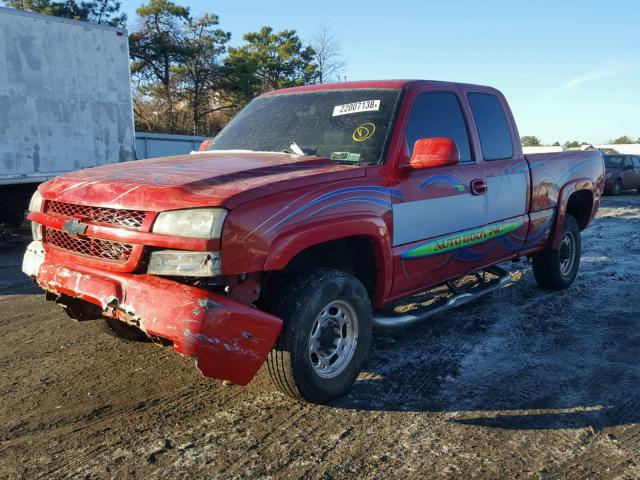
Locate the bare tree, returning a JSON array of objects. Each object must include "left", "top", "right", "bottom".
[{"left": 310, "top": 26, "right": 346, "bottom": 84}]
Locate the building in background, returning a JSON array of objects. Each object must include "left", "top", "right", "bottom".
[
  {"left": 523, "top": 144, "right": 640, "bottom": 155},
  {"left": 591, "top": 144, "right": 640, "bottom": 155},
  {"left": 134, "top": 132, "right": 208, "bottom": 159}
]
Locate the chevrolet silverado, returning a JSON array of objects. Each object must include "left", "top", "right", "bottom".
[{"left": 23, "top": 80, "right": 605, "bottom": 403}]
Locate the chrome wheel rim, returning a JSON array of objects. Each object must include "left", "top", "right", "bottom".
[
  {"left": 559, "top": 231, "right": 576, "bottom": 276},
  {"left": 309, "top": 300, "right": 358, "bottom": 379}
]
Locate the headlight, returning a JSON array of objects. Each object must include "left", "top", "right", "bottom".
[
  {"left": 28, "top": 190, "right": 43, "bottom": 240},
  {"left": 31, "top": 222, "right": 42, "bottom": 241},
  {"left": 29, "top": 190, "right": 43, "bottom": 212},
  {"left": 152, "top": 208, "right": 227, "bottom": 239}
]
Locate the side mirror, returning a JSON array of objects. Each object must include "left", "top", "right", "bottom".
[
  {"left": 404, "top": 138, "right": 460, "bottom": 170},
  {"left": 198, "top": 139, "right": 213, "bottom": 151}
]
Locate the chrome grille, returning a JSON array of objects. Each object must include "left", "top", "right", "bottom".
[
  {"left": 44, "top": 227, "right": 133, "bottom": 263},
  {"left": 46, "top": 201, "right": 146, "bottom": 230}
]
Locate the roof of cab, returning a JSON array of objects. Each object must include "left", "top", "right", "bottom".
[{"left": 260, "top": 79, "right": 495, "bottom": 96}]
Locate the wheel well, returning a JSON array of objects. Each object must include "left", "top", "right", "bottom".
[
  {"left": 257, "top": 237, "right": 378, "bottom": 310},
  {"left": 566, "top": 190, "right": 594, "bottom": 230}
]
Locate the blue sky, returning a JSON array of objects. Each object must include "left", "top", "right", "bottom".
[{"left": 121, "top": 0, "right": 640, "bottom": 144}]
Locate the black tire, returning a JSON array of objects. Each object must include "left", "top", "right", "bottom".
[
  {"left": 532, "top": 214, "right": 581, "bottom": 290},
  {"left": 612, "top": 179, "right": 622, "bottom": 196},
  {"left": 267, "top": 268, "right": 372, "bottom": 403},
  {"left": 100, "top": 317, "right": 150, "bottom": 342}
]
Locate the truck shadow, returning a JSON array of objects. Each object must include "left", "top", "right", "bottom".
[{"left": 333, "top": 271, "right": 640, "bottom": 431}]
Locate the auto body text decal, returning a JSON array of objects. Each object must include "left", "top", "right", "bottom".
[{"left": 401, "top": 221, "right": 522, "bottom": 259}]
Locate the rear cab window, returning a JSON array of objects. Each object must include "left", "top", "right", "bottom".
[
  {"left": 467, "top": 93, "right": 514, "bottom": 161},
  {"left": 405, "top": 91, "right": 473, "bottom": 163}
]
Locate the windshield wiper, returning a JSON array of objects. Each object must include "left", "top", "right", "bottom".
[{"left": 332, "top": 160, "right": 362, "bottom": 165}]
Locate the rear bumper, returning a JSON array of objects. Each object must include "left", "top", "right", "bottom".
[{"left": 24, "top": 242, "right": 282, "bottom": 385}]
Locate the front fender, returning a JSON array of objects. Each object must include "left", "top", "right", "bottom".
[{"left": 263, "top": 216, "right": 393, "bottom": 305}]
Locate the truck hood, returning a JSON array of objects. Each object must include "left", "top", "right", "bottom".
[{"left": 40, "top": 151, "right": 365, "bottom": 211}]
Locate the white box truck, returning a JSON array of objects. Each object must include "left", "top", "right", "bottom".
[{"left": 0, "top": 7, "right": 135, "bottom": 226}]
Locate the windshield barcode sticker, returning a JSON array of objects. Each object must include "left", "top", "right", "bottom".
[{"left": 332, "top": 100, "right": 380, "bottom": 117}]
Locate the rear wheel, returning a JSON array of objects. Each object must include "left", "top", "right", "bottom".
[
  {"left": 100, "top": 318, "right": 149, "bottom": 342},
  {"left": 267, "top": 268, "right": 372, "bottom": 403},
  {"left": 532, "top": 214, "right": 581, "bottom": 290}
]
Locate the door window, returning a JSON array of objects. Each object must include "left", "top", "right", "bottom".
[{"left": 405, "top": 92, "right": 473, "bottom": 163}]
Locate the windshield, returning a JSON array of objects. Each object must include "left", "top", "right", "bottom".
[
  {"left": 208, "top": 89, "right": 403, "bottom": 165},
  {"left": 604, "top": 156, "right": 624, "bottom": 169}
]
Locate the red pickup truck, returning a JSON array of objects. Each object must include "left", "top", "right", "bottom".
[{"left": 23, "top": 80, "right": 604, "bottom": 403}]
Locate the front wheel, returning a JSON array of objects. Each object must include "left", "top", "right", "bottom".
[
  {"left": 532, "top": 214, "right": 581, "bottom": 290},
  {"left": 267, "top": 268, "right": 372, "bottom": 403}
]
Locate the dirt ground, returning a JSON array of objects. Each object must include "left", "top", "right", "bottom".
[{"left": 1, "top": 194, "right": 639, "bottom": 479}]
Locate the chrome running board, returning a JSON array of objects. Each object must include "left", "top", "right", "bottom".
[{"left": 372, "top": 266, "right": 511, "bottom": 329}]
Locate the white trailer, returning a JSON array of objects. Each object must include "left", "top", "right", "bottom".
[{"left": 0, "top": 7, "right": 134, "bottom": 225}]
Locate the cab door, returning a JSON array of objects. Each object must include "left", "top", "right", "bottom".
[
  {"left": 622, "top": 157, "right": 635, "bottom": 189},
  {"left": 390, "top": 89, "right": 489, "bottom": 297},
  {"left": 631, "top": 156, "right": 640, "bottom": 188},
  {"left": 463, "top": 90, "right": 530, "bottom": 266}
]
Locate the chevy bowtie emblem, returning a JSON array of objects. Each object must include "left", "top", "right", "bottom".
[{"left": 62, "top": 219, "right": 88, "bottom": 237}]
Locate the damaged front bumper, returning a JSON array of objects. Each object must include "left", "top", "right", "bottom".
[{"left": 23, "top": 241, "right": 283, "bottom": 385}]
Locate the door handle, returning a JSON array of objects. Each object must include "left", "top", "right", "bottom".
[{"left": 470, "top": 179, "right": 487, "bottom": 195}]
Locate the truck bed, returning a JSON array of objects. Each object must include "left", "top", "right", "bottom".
[{"left": 525, "top": 150, "right": 604, "bottom": 213}]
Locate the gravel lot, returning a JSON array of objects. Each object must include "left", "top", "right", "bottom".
[{"left": 1, "top": 194, "right": 639, "bottom": 479}]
